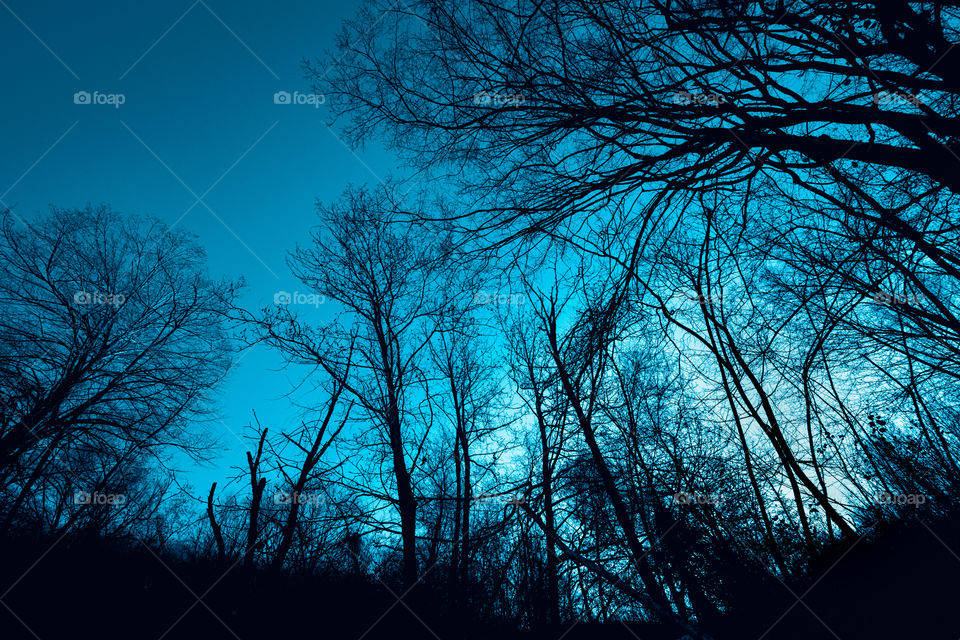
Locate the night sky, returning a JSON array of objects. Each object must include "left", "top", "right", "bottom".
[{"left": 0, "top": 0, "right": 392, "bottom": 489}]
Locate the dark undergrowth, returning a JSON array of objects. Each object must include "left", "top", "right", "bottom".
[
  {"left": 713, "top": 511, "right": 960, "bottom": 640},
  {"left": 1, "top": 513, "right": 958, "bottom": 640}
]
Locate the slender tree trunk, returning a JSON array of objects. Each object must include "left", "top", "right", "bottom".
[
  {"left": 459, "top": 425, "right": 472, "bottom": 586},
  {"left": 387, "top": 400, "right": 418, "bottom": 588},
  {"left": 207, "top": 482, "right": 226, "bottom": 561},
  {"left": 450, "top": 433, "right": 462, "bottom": 588},
  {"left": 244, "top": 430, "right": 268, "bottom": 569},
  {"left": 534, "top": 390, "right": 560, "bottom": 623},
  {"left": 545, "top": 323, "right": 675, "bottom": 619}
]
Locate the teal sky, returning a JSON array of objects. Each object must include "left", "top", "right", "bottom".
[{"left": 0, "top": 0, "right": 396, "bottom": 494}]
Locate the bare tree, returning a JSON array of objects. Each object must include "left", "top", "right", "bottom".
[
  {"left": 269, "top": 380, "right": 352, "bottom": 571},
  {"left": 0, "top": 205, "right": 236, "bottom": 528},
  {"left": 255, "top": 185, "right": 465, "bottom": 587}
]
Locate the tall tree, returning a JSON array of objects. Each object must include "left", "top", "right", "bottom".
[
  {"left": 258, "top": 185, "right": 462, "bottom": 587},
  {"left": 0, "top": 206, "right": 236, "bottom": 527}
]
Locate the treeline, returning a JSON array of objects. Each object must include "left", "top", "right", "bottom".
[{"left": 4, "top": 1, "right": 960, "bottom": 638}]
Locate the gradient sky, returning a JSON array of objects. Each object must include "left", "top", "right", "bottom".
[{"left": 0, "top": 0, "right": 396, "bottom": 493}]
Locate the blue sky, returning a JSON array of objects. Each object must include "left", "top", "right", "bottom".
[{"left": 0, "top": 0, "right": 395, "bottom": 492}]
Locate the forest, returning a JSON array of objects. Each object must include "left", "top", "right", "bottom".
[{"left": 3, "top": 1, "right": 960, "bottom": 639}]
